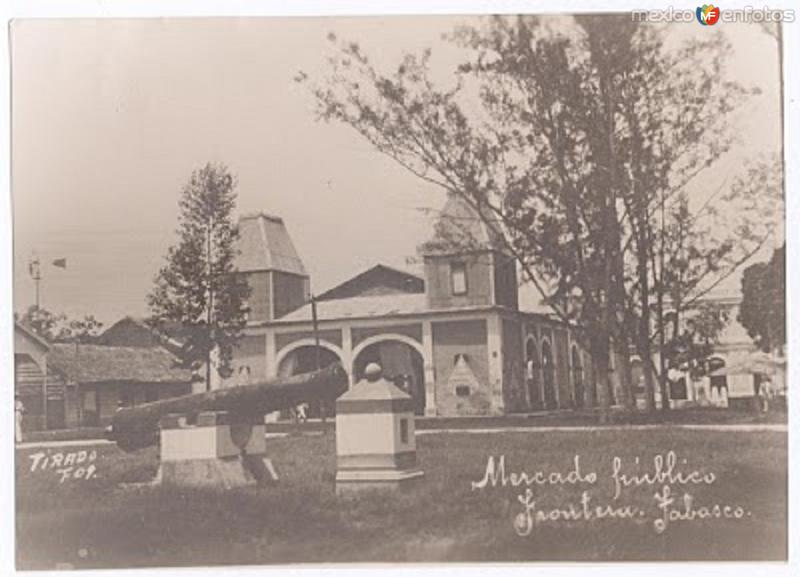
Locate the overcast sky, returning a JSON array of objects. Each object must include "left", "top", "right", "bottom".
[{"left": 11, "top": 16, "right": 783, "bottom": 325}]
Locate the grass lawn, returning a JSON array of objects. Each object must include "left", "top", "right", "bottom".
[
  {"left": 22, "top": 405, "right": 787, "bottom": 443},
  {"left": 16, "top": 427, "right": 786, "bottom": 569}
]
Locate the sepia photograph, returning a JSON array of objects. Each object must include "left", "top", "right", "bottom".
[{"left": 6, "top": 1, "right": 793, "bottom": 572}]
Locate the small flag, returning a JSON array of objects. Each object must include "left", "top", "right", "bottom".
[{"left": 52, "top": 258, "right": 67, "bottom": 269}]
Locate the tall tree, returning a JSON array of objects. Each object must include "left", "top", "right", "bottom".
[
  {"left": 301, "top": 15, "right": 767, "bottom": 420},
  {"left": 16, "top": 306, "right": 66, "bottom": 341},
  {"left": 56, "top": 315, "right": 104, "bottom": 343},
  {"left": 739, "top": 244, "right": 786, "bottom": 353},
  {"left": 15, "top": 306, "right": 103, "bottom": 344},
  {"left": 148, "top": 163, "right": 251, "bottom": 390}
]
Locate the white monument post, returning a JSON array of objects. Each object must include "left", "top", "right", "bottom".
[{"left": 335, "top": 363, "right": 424, "bottom": 494}]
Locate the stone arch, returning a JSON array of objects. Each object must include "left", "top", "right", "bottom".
[
  {"left": 275, "top": 339, "right": 345, "bottom": 375},
  {"left": 540, "top": 337, "right": 558, "bottom": 410},
  {"left": 274, "top": 339, "right": 345, "bottom": 420},
  {"left": 524, "top": 337, "right": 542, "bottom": 410},
  {"left": 351, "top": 334, "right": 426, "bottom": 415},
  {"left": 630, "top": 354, "right": 645, "bottom": 401},
  {"left": 571, "top": 344, "right": 585, "bottom": 409},
  {"left": 351, "top": 333, "right": 424, "bottom": 362}
]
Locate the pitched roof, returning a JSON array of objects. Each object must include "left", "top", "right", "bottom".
[
  {"left": 271, "top": 293, "right": 502, "bottom": 325},
  {"left": 48, "top": 343, "right": 192, "bottom": 384},
  {"left": 96, "top": 316, "right": 162, "bottom": 347},
  {"left": 419, "top": 194, "right": 506, "bottom": 255},
  {"left": 316, "top": 264, "right": 425, "bottom": 301},
  {"left": 14, "top": 322, "right": 51, "bottom": 351},
  {"left": 97, "top": 316, "right": 189, "bottom": 355},
  {"left": 236, "top": 212, "right": 307, "bottom": 276}
]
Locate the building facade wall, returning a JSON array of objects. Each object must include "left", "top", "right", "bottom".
[
  {"left": 14, "top": 327, "right": 52, "bottom": 430},
  {"left": 232, "top": 334, "right": 268, "bottom": 381},
  {"left": 553, "top": 328, "right": 572, "bottom": 408},
  {"left": 78, "top": 382, "right": 192, "bottom": 427},
  {"left": 273, "top": 271, "right": 309, "bottom": 319},
  {"left": 246, "top": 271, "right": 272, "bottom": 323},
  {"left": 275, "top": 329, "right": 343, "bottom": 352},
  {"left": 424, "top": 253, "right": 494, "bottom": 309},
  {"left": 352, "top": 324, "right": 422, "bottom": 349},
  {"left": 430, "top": 319, "right": 491, "bottom": 416},
  {"left": 64, "top": 385, "right": 79, "bottom": 429},
  {"left": 493, "top": 253, "right": 519, "bottom": 310},
  {"left": 501, "top": 317, "right": 526, "bottom": 412}
]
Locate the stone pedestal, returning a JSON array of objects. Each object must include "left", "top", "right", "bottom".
[
  {"left": 335, "top": 363, "right": 423, "bottom": 495},
  {"left": 158, "top": 411, "right": 278, "bottom": 489}
]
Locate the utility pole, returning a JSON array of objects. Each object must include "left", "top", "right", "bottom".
[
  {"left": 311, "top": 295, "right": 321, "bottom": 371},
  {"left": 311, "top": 293, "right": 326, "bottom": 423}
]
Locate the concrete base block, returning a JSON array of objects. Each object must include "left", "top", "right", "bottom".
[
  {"left": 155, "top": 411, "right": 277, "bottom": 490},
  {"left": 159, "top": 455, "right": 279, "bottom": 489}
]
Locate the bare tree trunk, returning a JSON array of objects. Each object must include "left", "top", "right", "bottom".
[
  {"left": 590, "top": 329, "right": 612, "bottom": 424},
  {"left": 657, "top": 187, "right": 671, "bottom": 412},
  {"left": 206, "top": 220, "right": 214, "bottom": 393},
  {"left": 600, "top": 50, "right": 634, "bottom": 414},
  {"left": 615, "top": 337, "right": 635, "bottom": 412},
  {"left": 637, "top": 241, "right": 657, "bottom": 413}
]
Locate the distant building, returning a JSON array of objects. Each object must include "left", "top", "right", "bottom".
[
  {"left": 626, "top": 291, "right": 787, "bottom": 411},
  {"left": 95, "top": 316, "right": 163, "bottom": 348},
  {"left": 691, "top": 294, "right": 786, "bottom": 409},
  {"left": 97, "top": 316, "right": 186, "bottom": 356},
  {"left": 48, "top": 343, "right": 193, "bottom": 427},
  {"left": 14, "top": 323, "right": 56, "bottom": 430},
  {"left": 223, "top": 195, "right": 595, "bottom": 417},
  {"left": 14, "top": 322, "right": 194, "bottom": 430}
]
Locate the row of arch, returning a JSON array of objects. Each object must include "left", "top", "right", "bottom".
[
  {"left": 275, "top": 332, "right": 593, "bottom": 415},
  {"left": 275, "top": 332, "right": 424, "bottom": 371},
  {"left": 524, "top": 336, "right": 587, "bottom": 411},
  {"left": 275, "top": 333, "right": 427, "bottom": 416}
]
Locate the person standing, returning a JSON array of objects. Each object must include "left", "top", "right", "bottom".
[
  {"left": 15, "top": 394, "right": 25, "bottom": 444},
  {"left": 295, "top": 402, "right": 308, "bottom": 423},
  {"left": 759, "top": 376, "right": 774, "bottom": 414}
]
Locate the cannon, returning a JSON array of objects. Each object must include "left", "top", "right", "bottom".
[{"left": 107, "top": 363, "right": 349, "bottom": 453}]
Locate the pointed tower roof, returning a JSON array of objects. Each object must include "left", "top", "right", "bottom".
[
  {"left": 419, "top": 194, "right": 506, "bottom": 256},
  {"left": 235, "top": 212, "right": 307, "bottom": 276}
]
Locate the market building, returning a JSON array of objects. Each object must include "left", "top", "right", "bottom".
[{"left": 222, "top": 195, "right": 595, "bottom": 417}]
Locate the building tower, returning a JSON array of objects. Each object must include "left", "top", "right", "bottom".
[
  {"left": 236, "top": 212, "right": 310, "bottom": 322},
  {"left": 418, "top": 194, "right": 518, "bottom": 311}
]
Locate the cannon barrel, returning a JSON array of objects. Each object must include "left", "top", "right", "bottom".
[{"left": 107, "top": 363, "right": 348, "bottom": 452}]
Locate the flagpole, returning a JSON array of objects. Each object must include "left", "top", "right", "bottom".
[{"left": 28, "top": 255, "right": 67, "bottom": 430}]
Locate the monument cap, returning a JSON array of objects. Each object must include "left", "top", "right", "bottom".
[{"left": 365, "top": 363, "right": 382, "bottom": 382}]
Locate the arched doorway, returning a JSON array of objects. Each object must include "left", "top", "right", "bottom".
[
  {"left": 541, "top": 340, "right": 557, "bottom": 410},
  {"left": 708, "top": 356, "right": 728, "bottom": 406},
  {"left": 631, "top": 357, "right": 644, "bottom": 395},
  {"left": 277, "top": 344, "right": 342, "bottom": 419},
  {"left": 571, "top": 345, "right": 584, "bottom": 409},
  {"left": 525, "top": 339, "right": 542, "bottom": 410},
  {"left": 353, "top": 339, "right": 426, "bottom": 415}
]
